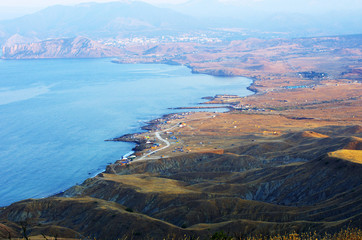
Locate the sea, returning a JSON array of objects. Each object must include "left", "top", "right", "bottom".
[{"left": 0, "top": 58, "right": 253, "bottom": 207}]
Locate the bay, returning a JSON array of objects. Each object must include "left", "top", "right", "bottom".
[{"left": 0, "top": 58, "right": 252, "bottom": 207}]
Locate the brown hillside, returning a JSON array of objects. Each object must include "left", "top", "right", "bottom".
[
  {"left": 0, "top": 197, "right": 195, "bottom": 239},
  {"left": 343, "top": 137, "right": 362, "bottom": 150},
  {"left": 328, "top": 149, "right": 362, "bottom": 164},
  {"left": 301, "top": 131, "right": 329, "bottom": 138}
]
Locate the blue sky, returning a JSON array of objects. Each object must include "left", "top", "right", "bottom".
[
  {"left": 1, "top": 0, "right": 362, "bottom": 20},
  {"left": 0, "top": 0, "right": 187, "bottom": 6},
  {"left": 0, "top": 0, "right": 187, "bottom": 9}
]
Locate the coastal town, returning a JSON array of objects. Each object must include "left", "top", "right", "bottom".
[{"left": 102, "top": 33, "right": 223, "bottom": 47}]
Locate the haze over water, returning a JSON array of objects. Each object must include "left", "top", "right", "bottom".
[{"left": 0, "top": 58, "right": 252, "bottom": 207}]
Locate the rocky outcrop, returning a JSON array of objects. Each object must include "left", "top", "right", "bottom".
[
  {"left": 191, "top": 67, "right": 238, "bottom": 77},
  {"left": 3, "top": 34, "right": 40, "bottom": 48},
  {"left": 2, "top": 36, "right": 123, "bottom": 59}
]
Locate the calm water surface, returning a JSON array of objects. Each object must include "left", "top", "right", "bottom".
[{"left": 0, "top": 58, "right": 252, "bottom": 206}]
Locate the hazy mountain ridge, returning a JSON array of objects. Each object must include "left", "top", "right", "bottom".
[
  {"left": 172, "top": 0, "right": 362, "bottom": 36},
  {"left": 1, "top": 0, "right": 362, "bottom": 47},
  {"left": 0, "top": 1, "right": 200, "bottom": 43},
  {"left": 177, "top": 0, "right": 362, "bottom": 15}
]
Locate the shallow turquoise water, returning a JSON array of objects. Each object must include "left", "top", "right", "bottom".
[{"left": 0, "top": 58, "right": 252, "bottom": 206}]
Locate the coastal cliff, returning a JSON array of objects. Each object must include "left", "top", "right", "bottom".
[{"left": 2, "top": 36, "right": 123, "bottom": 59}]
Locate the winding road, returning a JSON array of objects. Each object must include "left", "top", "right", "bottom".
[
  {"left": 136, "top": 114, "right": 217, "bottom": 161},
  {"left": 137, "top": 125, "right": 177, "bottom": 160}
]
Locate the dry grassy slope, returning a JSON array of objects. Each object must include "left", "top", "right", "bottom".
[
  {"left": 0, "top": 197, "right": 197, "bottom": 239},
  {"left": 0, "top": 129, "right": 361, "bottom": 238},
  {"left": 223, "top": 155, "right": 362, "bottom": 206},
  {"left": 329, "top": 149, "right": 362, "bottom": 164},
  {"left": 0, "top": 221, "right": 20, "bottom": 239},
  {"left": 23, "top": 126, "right": 355, "bottom": 237}
]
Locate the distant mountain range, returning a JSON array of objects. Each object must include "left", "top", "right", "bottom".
[
  {"left": 0, "top": 0, "right": 362, "bottom": 47},
  {"left": 174, "top": 0, "right": 362, "bottom": 16},
  {"left": 0, "top": 1, "right": 201, "bottom": 43},
  {"left": 172, "top": 0, "right": 362, "bottom": 36}
]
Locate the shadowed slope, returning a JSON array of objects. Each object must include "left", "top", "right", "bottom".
[{"left": 0, "top": 126, "right": 361, "bottom": 238}]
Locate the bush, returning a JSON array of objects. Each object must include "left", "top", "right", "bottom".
[{"left": 210, "top": 231, "right": 233, "bottom": 240}]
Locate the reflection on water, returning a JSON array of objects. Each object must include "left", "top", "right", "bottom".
[{"left": 0, "top": 86, "right": 50, "bottom": 105}]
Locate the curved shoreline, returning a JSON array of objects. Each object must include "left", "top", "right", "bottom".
[
  {"left": 106, "top": 60, "right": 257, "bottom": 161},
  {"left": 106, "top": 60, "right": 256, "bottom": 158},
  {"left": 0, "top": 60, "right": 255, "bottom": 208},
  {"left": 112, "top": 59, "right": 260, "bottom": 94}
]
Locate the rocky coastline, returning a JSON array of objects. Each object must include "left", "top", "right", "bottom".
[
  {"left": 105, "top": 91, "right": 243, "bottom": 157},
  {"left": 106, "top": 111, "right": 199, "bottom": 154}
]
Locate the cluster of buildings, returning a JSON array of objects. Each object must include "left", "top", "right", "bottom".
[{"left": 101, "top": 34, "right": 222, "bottom": 47}]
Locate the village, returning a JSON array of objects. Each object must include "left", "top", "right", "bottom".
[{"left": 112, "top": 109, "right": 226, "bottom": 166}]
